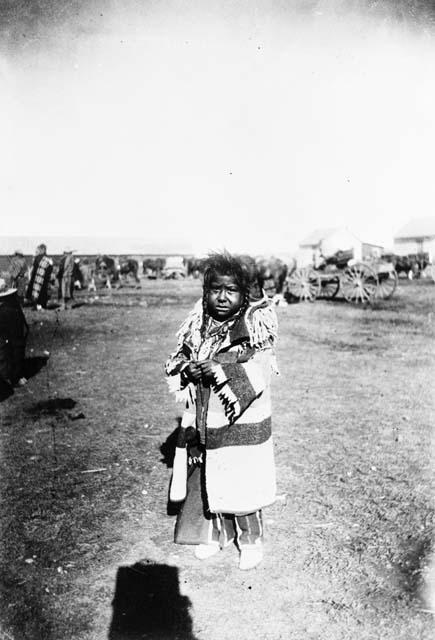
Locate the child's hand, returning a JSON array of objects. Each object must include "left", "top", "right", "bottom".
[
  {"left": 198, "top": 360, "right": 217, "bottom": 383},
  {"left": 184, "top": 363, "right": 202, "bottom": 383}
]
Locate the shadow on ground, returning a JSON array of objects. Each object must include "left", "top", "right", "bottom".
[
  {"left": 398, "top": 535, "right": 434, "bottom": 597},
  {"left": 0, "top": 356, "right": 49, "bottom": 402},
  {"left": 108, "top": 561, "right": 197, "bottom": 640}
]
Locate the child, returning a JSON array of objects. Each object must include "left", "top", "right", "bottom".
[{"left": 165, "top": 252, "right": 278, "bottom": 571}]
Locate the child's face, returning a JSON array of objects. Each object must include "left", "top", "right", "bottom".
[{"left": 206, "top": 273, "right": 243, "bottom": 321}]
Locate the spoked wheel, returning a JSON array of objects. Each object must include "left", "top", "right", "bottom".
[
  {"left": 341, "top": 263, "right": 378, "bottom": 303},
  {"left": 319, "top": 274, "right": 340, "bottom": 299},
  {"left": 376, "top": 267, "right": 398, "bottom": 299},
  {"left": 286, "top": 268, "right": 321, "bottom": 302}
]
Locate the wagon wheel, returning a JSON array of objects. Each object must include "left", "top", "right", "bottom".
[
  {"left": 319, "top": 274, "right": 340, "bottom": 299},
  {"left": 286, "top": 267, "right": 321, "bottom": 302},
  {"left": 376, "top": 268, "right": 398, "bottom": 299},
  {"left": 341, "top": 263, "right": 378, "bottom": 303}
]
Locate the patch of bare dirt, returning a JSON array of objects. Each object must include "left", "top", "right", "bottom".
[{"left": 0, "top": 279, "right": 434, "bottom": 639}]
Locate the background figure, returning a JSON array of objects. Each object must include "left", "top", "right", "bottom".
[
  {"left": 0, "top": 278, "right": 29, "bottom": 399},
  {"left": 72, "top": 257, "right": 84, "bottom": 290},
  {"left": 57, "top": 248, "right": 75, "bottom": 309},
  {"left": 26, "top": 244, "right": 53, "bottom": 310},
  {"left": 8, "top": 250, "right": 28, "bottom": 304}
]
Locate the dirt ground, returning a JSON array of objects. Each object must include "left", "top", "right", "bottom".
[{"left": 0, "top": 278, "right": 434, "bottom": 640}]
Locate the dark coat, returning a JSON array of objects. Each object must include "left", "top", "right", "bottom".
[{"left": 0, "top": 293, "right": 29, "bottom": 394}]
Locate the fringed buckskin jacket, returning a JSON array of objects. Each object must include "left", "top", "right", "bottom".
[{"left": 165, "top": 296, "right": 278, "bottom": 515}]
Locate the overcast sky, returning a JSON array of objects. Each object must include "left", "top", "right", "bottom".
[{"left": 2, "top": 1, "right": 435, "bottom": 255}]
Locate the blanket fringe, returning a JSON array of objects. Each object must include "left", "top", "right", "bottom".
[
  {"left": 175, "top": 298, "right": 204, "bottom": 354},
  {"left": 245, "top": 295, "right": 278, "bottom": 349},
  {"left": 166, "top": 375, "right": 196, "bottom": 405},
  {"left": 175, "top": 295, "right": 278, "bottom": 353},
  {"left": 166, "top": 295, "right": 279, "bottom": 401}
]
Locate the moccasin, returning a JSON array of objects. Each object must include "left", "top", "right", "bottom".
[
  {"left": 239, "top": 545, "right": 263, "bottom": 571},
  {"left": 194, "top": 543, "right": 220, "bottom": 560}
]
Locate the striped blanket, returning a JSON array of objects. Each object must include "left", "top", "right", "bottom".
[
  {"left": 166, "top": 298, "right": 278, "bottom": 515},
  {"left": 29, "top": 255, "right": 52, "bottom": 301},
  {"left": 8, "top": 256, "right": 28, "bottom": 299}
]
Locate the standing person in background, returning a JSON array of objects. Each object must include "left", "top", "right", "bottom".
[
  {"left": 8, "top": 250, "right": 28, "bottom": 304},
  {"left": 72, "top": 257, "right": 84, "bottom": 290},
  {"left": 26, "top": 244, "right": 53, "bottom": 310},
  {"left": 165, "top": 252, "right": 278, "bottom": 571},
  {"left": 57, "top": 248, "right": 75, "bottom": 310},
  {"left": 0, "top": 278, "right": 29, "bottom": 399}
]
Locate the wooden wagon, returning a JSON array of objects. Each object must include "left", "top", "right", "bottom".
[{"left": 286, "top": 250, "right": 398, "bottom": 303}]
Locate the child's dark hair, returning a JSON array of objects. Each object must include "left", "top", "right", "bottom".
[
  {"left": 201, "top": 252, "right": 252, "bottom": 333},
  {"left": 202, "top": 252, "right": 251, "bottom": 293}
]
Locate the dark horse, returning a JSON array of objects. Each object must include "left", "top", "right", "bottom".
[
  {"left": 142, "top": 258, "right": 165, "bottom": 279},
  {"left": 95, "top": 255, "right": 119, "bottom": 284},
  {"left": 118, "top": 258, "right": 140, "bottom": 284},
  {"left": 381, "top": 252, "right": 429, "bottom": 279},
  {"left": 255, "top": 256, "right": 294, "bottom": 296},
  {"left": 235, "top": 255, "right": 294, "bottom": 299}
]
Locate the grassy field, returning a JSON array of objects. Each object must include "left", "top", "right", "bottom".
[{"left": 0, "top": 278, "right": 434, "bottom": 640}]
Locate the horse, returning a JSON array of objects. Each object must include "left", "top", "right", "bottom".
[
  {"left": 95, "top": 255, "right": 118, "bottom": 285},
  {"left": 118, "top": 258, "right": 141, "bottom": 285},
  {"left": 382, "top": 253, "right": 429, "bottom": 279},
  {"left": 143, "top": 258, "right": 165, "bottom": 279},
  {"left": 255, "top": 256, "right": 293, "bottom": 296}
]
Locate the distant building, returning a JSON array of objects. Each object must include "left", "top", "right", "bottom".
[
  {"left": 393, "top": 218, "right": 435, "bottom": 261},
  {"left": 297, "top": 227, "right": 383, "bottom": 267},
  {"left": 0, "top": 236, "right": 196, "bottom": 257}
]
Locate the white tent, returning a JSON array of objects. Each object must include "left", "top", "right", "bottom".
[
  {"left": 393, "top": 218, "right": 435, "bottom": 260},
  {"left": 297, "top": 227, "right": 363, "bottom": 267}
]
